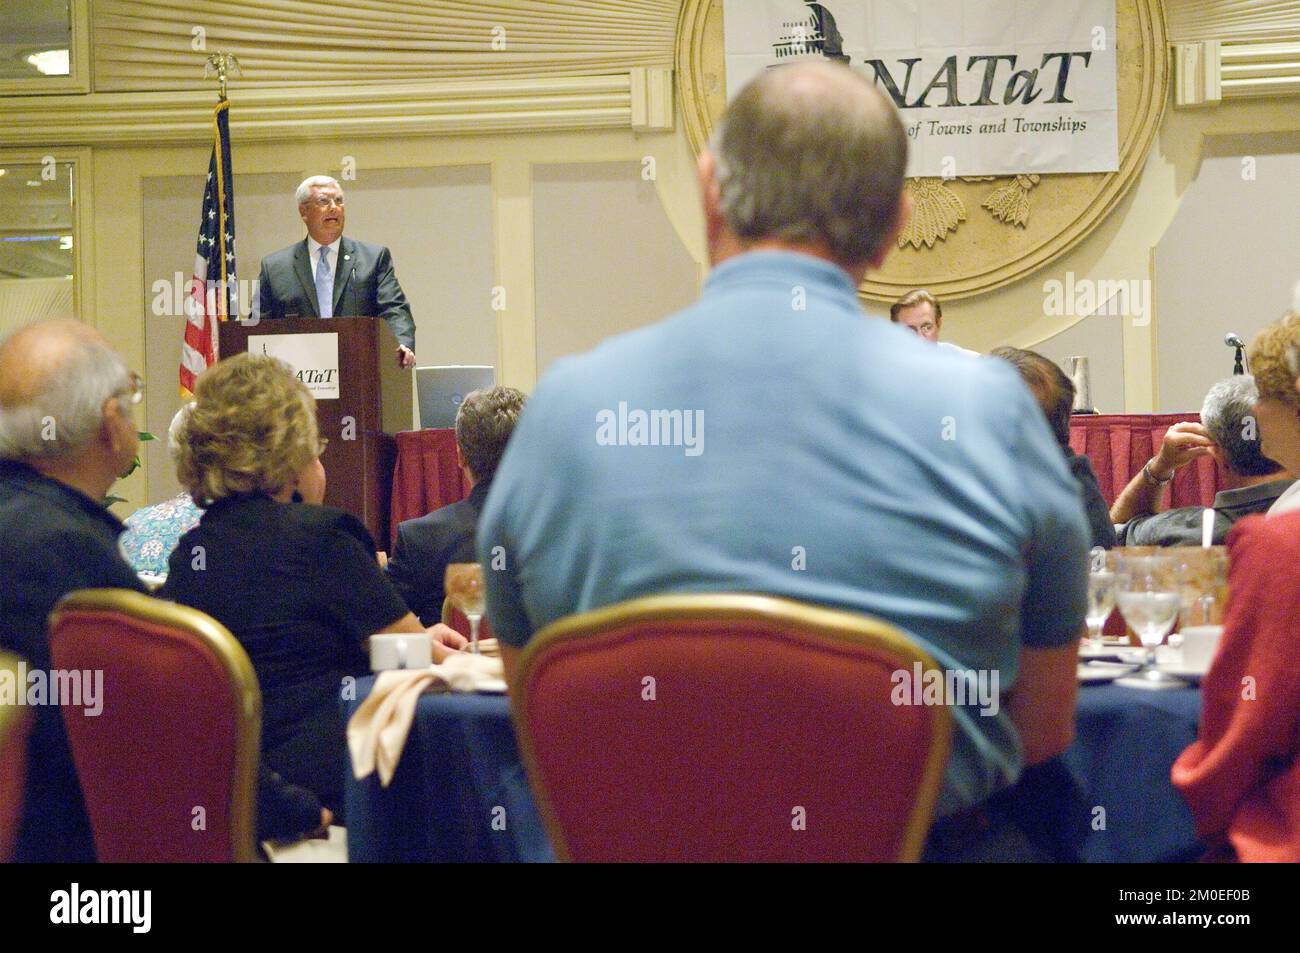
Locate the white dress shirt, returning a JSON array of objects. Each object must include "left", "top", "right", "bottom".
[{"left": 1268, "top": 480, "right": 1300, "bottom": 516}]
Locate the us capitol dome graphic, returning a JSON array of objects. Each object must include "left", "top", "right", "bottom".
[{"left": 772, "top": 1, "right": 851, "bottom": 64}]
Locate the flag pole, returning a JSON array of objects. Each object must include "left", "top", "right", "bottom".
[
  {"left": 203, "top": 52, "right": 241, "bottom": 102},
  {"left": 204, "top": 52, "right": 240, "bottom": 324},
  {"left": 180, "top": 53, "right": 241, "bottom": 398}
]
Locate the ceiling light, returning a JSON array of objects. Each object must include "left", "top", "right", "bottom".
[{"left": 26, "top": 49, "right": 70, "bottom": 76}]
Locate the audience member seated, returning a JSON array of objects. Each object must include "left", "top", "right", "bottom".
[
  {"left": 1171, "top": 509, "right": 1300, "bottom": 861},
  {"left": 385, "top": 386, "right": 526, "bottom": 625},
  {"left": 890, "top": 289, "right": 978, "bottom": 356},
  {"left": 0, "top": 319, "right": 146, "bottom": 862},
  {"left": 1247, "top": 313, "right": 1300, "bottom": 515},
  {"left": 991, "top": 347, "right": 1116, "bottom": 549},
  {"left": 478, "top": 61, "right": 1089, "bottom": 862},
  {"left": 119, "top": 404, "right": 203, "bottom": 580},
  {"left": 1109, "top": 376, "right": 1293, "bottom": 545},
  {"left": 161, "top": 353, "right": 465, "bottom": 839}
]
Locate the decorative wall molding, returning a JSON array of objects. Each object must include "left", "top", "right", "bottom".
[
  {"left": 631, "top": 67, "right": 675, "bottom": 131},
  {"left": 0, "top": 73, "right": 675, "bottom": 147},
  {"left": 1175, "top": 39, "right": 1300, "bottom": 106},
  {"left": 92, "top": 0, "right": 678, "bottom": 92},
  {"left": 1168, "top": 0, "right": 1300, "bottom": 43}
]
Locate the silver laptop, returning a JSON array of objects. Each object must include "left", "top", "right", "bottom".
[{"left": 415, "top": 365, "right": 496, "bottom": 430}]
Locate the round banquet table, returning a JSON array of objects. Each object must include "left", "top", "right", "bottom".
[{"left": 341, "top": 677, "right": 1202, "bottom": 863}]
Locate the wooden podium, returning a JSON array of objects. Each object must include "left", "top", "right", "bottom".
[{"left": 217, "top": 316, "right": 412, "bottom": 548}]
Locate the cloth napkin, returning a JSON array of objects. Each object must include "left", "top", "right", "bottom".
[{"left": 348, "top": 651, "right": 506, "bottom": 786}]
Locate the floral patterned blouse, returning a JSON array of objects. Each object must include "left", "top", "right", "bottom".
[{"left": 119, "top": 492, "right": 204, "bottom": 578}]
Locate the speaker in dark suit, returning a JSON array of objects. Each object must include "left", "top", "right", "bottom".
[{"left": 254, "top": 176, "right": 417, "bottom": 364}]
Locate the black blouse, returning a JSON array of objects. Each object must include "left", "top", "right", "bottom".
[{"left": 161, "top": 494, "right": 409, "bottom": 837}]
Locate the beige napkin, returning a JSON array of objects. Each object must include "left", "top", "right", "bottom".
[{"left": 347, "top": 652, "right": 506, "bottom": 786}]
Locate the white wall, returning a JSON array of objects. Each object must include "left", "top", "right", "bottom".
[
  {"left": 533, "top": 161, "right": 700, "bottom": 375},
  {"left": 1154, "top": 133, "right": 1300, "bottom": 412}
]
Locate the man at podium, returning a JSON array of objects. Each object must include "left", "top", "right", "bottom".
[{"left": 256, "top": 175, "right": 417, "bottom": 368}]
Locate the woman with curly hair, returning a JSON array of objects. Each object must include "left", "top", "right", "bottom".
[
  {"left": 1172, "top": 313, "right": 1300, "bottom": 861},
  {"left": 161, "top": 353, "right": 464, "bottom": 841},
  {"left": 1247, "top": 312, "right": 1300, "bottom": 515}
]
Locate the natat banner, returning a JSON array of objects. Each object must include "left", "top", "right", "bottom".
[{"left": 723, "top": 0, "right": 1119, "bottom": 177}]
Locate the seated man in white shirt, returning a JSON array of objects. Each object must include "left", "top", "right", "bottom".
[{"left": 890, "top": 288, "right": 978, "bottom": 356}]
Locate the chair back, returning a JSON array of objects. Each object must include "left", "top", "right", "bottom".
[
  {"left": 48, "top": 589, "right": 262, "bottom": 862},
  {"left": 0, "top": 651, "right": 33, "bottom": 863},
  {"left": 512, "top": 593, "right": 952, "bottom": 862}
]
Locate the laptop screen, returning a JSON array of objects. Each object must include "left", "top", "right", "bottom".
[{"left": 415, "top": 365, "right": 496, "bottom": 430}]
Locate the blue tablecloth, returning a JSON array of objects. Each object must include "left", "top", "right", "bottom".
[
  {"left": 1068, "top": 683, "right": 1202, "bottom": 863},
  {"left": 343, "top": 688, "right": 552, "bottom": 863},
  {"left": 342, "top": 677, "right": 1201, "bottom": 863}
]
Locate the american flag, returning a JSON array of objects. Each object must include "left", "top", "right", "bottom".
[{"left": 181, "top": 99, "right": 236, "bottom": 398}]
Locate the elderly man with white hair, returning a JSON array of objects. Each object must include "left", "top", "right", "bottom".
[
  {"left": 1110, "top": 375, "right": 1294, "bottom": 545},
  {"left": 255, "top": 174, "right": 417, "bottom": 367},
  {"left": 0, "top": 319, "right": 147, "bottom": 862}
]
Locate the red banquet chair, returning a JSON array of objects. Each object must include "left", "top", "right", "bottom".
[
  {"left": 0, "top": 651, "right": 33, "bottom": 863},
  {"left": 511, "top": 593, "right": 953, "bottom": 862},
  {"left": 48, "top": 588, "right": 262, "bottom": 862}
]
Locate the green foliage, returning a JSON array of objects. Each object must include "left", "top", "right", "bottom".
[{"left": 105, "top": 431, "right": 155, "bottom": 508}]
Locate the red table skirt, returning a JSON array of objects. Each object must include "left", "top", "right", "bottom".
[
  {"left": 388, "top": 429, "right": 469, "bottom": 549},
  {"left": 388, "top": 415, "right": 1228, "bottom": 548},
  {"left": 1069, "top": 413, "right": 1227, "bottom": 509}
]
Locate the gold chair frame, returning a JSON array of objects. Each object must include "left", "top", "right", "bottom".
[
  {"left": 511, "top": 592, "right": 954, "bottom": 863},
  {"left": 48, "top": 588, "right": 262, "bottom": 863},
  {"left": 0, "top": 650, "right": 33, "bottom": 861}
]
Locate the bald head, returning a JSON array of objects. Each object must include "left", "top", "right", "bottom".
[
  {"left": 707, "top": 61, "right": 909, "bottom": 270},
  {"left": 0, "top": 319, "right": 134, "bottom": 463}
]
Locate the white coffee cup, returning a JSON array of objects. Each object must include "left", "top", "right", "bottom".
[
  {"left": 369, "top": 633, "right": 432, "bottom": 672},
  {"left": 1179, "top": 625, "right": 1224, "bottom": 672}
]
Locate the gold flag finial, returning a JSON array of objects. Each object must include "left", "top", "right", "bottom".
[{"left": 203, "top": 52, "right": 242, "bottom": 101}]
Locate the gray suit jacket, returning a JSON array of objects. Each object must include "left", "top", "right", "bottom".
[{"left": 254, "top": 236, "right": 415, "bottom": 351}]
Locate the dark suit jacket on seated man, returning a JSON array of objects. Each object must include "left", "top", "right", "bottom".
[
  {"left": 385, "top": 386, "right": 527, "bottom": 625},
  {"left": 255, "top": 175, "right": 416, "bottom": 366},
  {"left": 1111, "top": 375, "right": 1294, "bottom": 546},
  {"left": 0, "top": 320, "right": 147, "bottom": 863},
  {"left": 478, "top": 62, "right": 1089, "bottom": 862}
]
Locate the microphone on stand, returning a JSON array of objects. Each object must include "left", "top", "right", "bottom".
[{"left": 1225, "top": 333, "right": 1247, "bottom": 375}]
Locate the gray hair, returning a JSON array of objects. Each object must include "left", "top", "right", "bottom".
[
  {"left": 0, "top": 335, "right": 131, "bottom": 460},
  {"left": 167, "top": 403, "right": 194, "bottom": 459},
  {"left": 295, "top": 175, "right": 342, "bottom": 207},
  {"left": 709, "top": 61, "right": 908, "bottom": 266},
  {"left": 1201, "top": 375, "right": 1283, "bottom": 477}
]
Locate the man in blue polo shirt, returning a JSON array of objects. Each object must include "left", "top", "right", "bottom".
[{"left": 479, "top": 61, "right": 1088, "bottom": 860}]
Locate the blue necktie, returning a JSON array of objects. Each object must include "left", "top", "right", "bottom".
[{"left": 315, "top": 245, "right": 333, "bottom": 318}]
